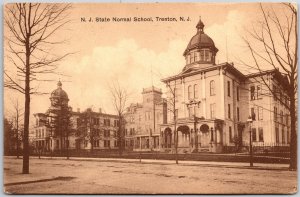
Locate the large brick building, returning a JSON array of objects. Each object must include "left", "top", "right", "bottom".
[
  {"left": 33, "top": 81, "right": 119, "bottom": 152},
  {"left": 124, "top": 86, "right": 167, "bottom": 151},
  {"left": 159, "top": 19, "right": 290, "bottom": 153}
]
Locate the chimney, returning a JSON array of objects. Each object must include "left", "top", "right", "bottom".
[
  {"left": 99, "top": 108, "right": 102, "bottom": 113},
  {"left": 77, "top": 108, "right": 80, "bottom": 112}
]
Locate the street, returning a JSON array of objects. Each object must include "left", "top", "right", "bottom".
[{"left": 4, "top": 157, "right": 297, "bottom": 194}]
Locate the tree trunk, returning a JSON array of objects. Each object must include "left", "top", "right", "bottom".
[
  {"left": 22, "top": 49, "right": 30, "bottom": 174},
  {"left": 60, "top": 130, "right": 63, "bottom": 156},
  {"left": 66, "top": 130, "right": 69, "bottom": 160},
  {"left": 90, "top": 135, "right": 94, "bottom": 153},
  {"left": 118, "top": 116, "right": 123, "bottom": 156},
  {"left": 289, "top": 80, "right": 297, "bottom": 170},
  {"left": 174, "top": 120, "right": 178, "bottom": 164},
  {"left": 16, "top": 117, "right": 19, "bottom": 159}
]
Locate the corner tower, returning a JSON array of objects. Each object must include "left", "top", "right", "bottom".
[{"left": 183, "top": 19, "right": 218, "bottom": 71}]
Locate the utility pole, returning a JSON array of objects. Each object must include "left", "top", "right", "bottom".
[
  {"left": 247, "top": 115, "right": 253, "bottom": 167},
  {"left": 194, "top": 115, "right": 198, "bottom": 152}
]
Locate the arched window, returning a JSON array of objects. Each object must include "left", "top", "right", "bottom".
[
  {"left": 210, "top": 80, "right": 215, "bottom": 95},
  {"left": 188, "top": 85, "right": 192, "bottom": 99},
  {"left": 194, "top": 84, "right": 198, "bottom": 99}
]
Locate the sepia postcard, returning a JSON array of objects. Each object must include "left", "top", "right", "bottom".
[{"left": 3, "top": 2, "right": 298, "bottom": 194}]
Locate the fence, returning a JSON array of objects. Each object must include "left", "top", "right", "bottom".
[{"left": 223, "top": 142, "right": 290, "bottom": 158}]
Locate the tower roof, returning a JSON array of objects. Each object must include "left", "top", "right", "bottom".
[
  {"left": 50, "top": 81, "right": 69, "bottom": 100},
  {"left": 183, "top": 19, "right": 218, "bottom": 56}
]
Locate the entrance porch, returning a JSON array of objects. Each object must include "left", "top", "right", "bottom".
[{"left": 160, "top": 118, "right": 224, "bottom": 153}]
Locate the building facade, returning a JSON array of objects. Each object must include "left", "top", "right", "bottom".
[
  {"left": 160, "top": 19, "right": 290, "bottom": 153},
  {"left": 33, "top": 81, "right": 119, "bottom": 152},
  {"left": 124, "top": 86, "right": 167, "bottom": 151}
]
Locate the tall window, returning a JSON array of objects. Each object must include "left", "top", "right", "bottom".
[
  {"left": 280, "top": 110, "right": 283, "bottom": 123},
  {"left": 282, "top": 129, "right": 285, "bottom": 144},
  {"left": 228, "top": 104, "right": 231, "bottom": 119},
  {"left": 273, "top": 85, "right": 277, "bottom": 101},
  {"left": 250, "top": 86, "right": 255, "bottom": 100},
  {"left": 204, "top": 50, "right": 210, "bottom": 61},
  {"left": 210, "top": 103, "right": 216, "bottom": 119},
  {"left": 287, "top": 129, "right": 290, "bottom": 144},
  {"left": 210, "top": 80, "right": 215, "bottom": 96},
  {"left": 275, "top": 127, "right": 279, "bottom": 143},
  {"left": 229, "top": 126, "right": 233, "bottom": 142},
  {"left": 104, "top": 119, "right": 110, "bottom": 126},
  {"left": 194, "top": 84, "right": 198, "bottom": 99},
  {"left": 195, "top": 51, "right": 199, "bottom": 61},
  {"left": 237, "top": 107, "right": 240, "bottom": 121},
  {"left": 145, "top": 111, "right": 151, "bottom": 121},
  {"left": 252, "top": 128, "right": 257, "bottom": 141},
  {"left": 251, "top": 107, "right": 255, "bottom": 120},
  {"left": 257, "top": 85, "right": 262, "bottom": 99},
  {"left": 188, "top": 85, "right": 192, "bottom": 100},
  {"left": 258, "top": 107, "right": 263, "bottom": 120},
  {"left": 237, "top": 87, "right": 240, "bottom": 101},
  {"left": 200, "top": 50, "right": 204, "bottom": 61},
  {"left": 190, "top": 52, "right": 194, "bottom": 63},
  {"left": 227, "top": 81, "right": 231, "bottom": 97},
  {"left": 274, "top": 107, "right": 277, "bottom": 121},
  {"left": 258, "top": 127, "right": 264, "bottom": 142},
  {"left": 187, "top": 55, "right": 190, "bottom": 64}
]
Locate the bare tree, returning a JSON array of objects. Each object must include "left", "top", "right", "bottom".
[
  {"left": 77, "top": 108, "right": 102, "bottom": 153},
  {"left": 165, "top": 80, "right": 179, "bottom": 164},
  {"left": 242, "top": 3, "right": 297, "bottom": 170},
  {"left": 109, "top": 81, "right": 129, "bottom": 156},
  {"left": 11, "top": 99, "right": 24, "bottom": 159},
  {"left": 4, "top": 118, "right": 14, "bottom": 156},
  {"left": 4, "top": 3, "right": 72, "bottom": 173}
]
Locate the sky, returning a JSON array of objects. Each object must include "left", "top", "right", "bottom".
[{"left": 3, "top": 2, "right": 291, "bottom": 125}]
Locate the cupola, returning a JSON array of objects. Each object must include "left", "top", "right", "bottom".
[
  {"left": 50, "top": 80, "right": 69, "bottom": 106},
  {"left": 183, "top": 18, "right": 218, "bottom": 70}
]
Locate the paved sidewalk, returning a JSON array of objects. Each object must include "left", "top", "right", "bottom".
[{"left": 6, "top": 156, "right": 289, "bottom": 170}]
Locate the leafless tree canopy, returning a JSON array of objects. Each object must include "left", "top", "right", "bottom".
[
  {"left": 242, "top": 3, "right": 297, "bottom": 101},
  {"left": 165, "top": 79, "right": 179, "bottom": 164},
  {"left": 242, "top": 3, "right": 297, "bottom": 170},
  {"left": 109, "top": 81, "right": 129, "bottom": 154},
  {"left": 4, "top": 3, "right": 72, "bottom": 174},
  {"left": 109, "top": 81, "right": 129, "bottom": 117},
  {"left": 4, "top": 3, "right": 72, "bottom": 95}
]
